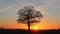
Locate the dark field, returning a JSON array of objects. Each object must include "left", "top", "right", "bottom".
[{"left": 0, "top": 29, "right": 60, "bottom": 34}]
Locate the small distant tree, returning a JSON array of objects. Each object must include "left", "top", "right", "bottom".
[
  {"left": 17, "top": 6, "right": 43, "bottom": 33},
  {"left": 0, "top": 26, "right": 4, "bottom": 29}
]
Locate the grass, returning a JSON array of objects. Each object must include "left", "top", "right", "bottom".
[{"left": 0, "top": 29, "right": 60, "bottom": 34}]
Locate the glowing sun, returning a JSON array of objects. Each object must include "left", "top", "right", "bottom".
[{"left": 34, "top": 27, "right": 38, "bottom": 30}]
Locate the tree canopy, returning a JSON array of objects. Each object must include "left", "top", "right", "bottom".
[{"left": 17, "top": 6, "right": 43, "bottom": 25}]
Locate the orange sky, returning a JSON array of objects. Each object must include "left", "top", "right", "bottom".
[{"left": 0, "top": 18, "right": 60, "bottom": 30}]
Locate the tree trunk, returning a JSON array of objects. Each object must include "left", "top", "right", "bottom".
[
  {"left": 27, "top": 16, "right": 30, "bottom": 34},
  {"left": 28, "top": 20, "right": 30, "bottom": 34}
]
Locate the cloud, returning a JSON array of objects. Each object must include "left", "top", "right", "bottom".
[
  {"left": 0, "top": 0, "right": 33, "bottom": 14},
  {"left": 0, "top": 4, "right": 16, "bottom": 13},
  {"left": 0, "top": 0, "right": 60, "bottom": 22}
]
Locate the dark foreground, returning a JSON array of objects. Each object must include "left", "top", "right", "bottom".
[{"left": 0, "top": 29, "right": 60, "bottom": 34}]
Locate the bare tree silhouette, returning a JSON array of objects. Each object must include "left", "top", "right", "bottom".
[{"left": 17, "top": 6, "right": 43, "bottom": 33}]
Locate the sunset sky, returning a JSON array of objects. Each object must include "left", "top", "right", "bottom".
[{"left": 0, "top": 0, "right": 60, "bottom": 30}]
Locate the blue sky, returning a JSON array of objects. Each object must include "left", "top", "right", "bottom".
[{"left": 0, "top": 0, "right": 60, "bottom": 29}]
